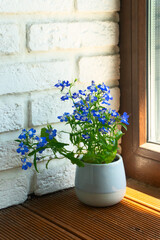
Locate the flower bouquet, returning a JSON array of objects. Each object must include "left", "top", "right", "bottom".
[{"left": 16, "top": 80, "right": 129, "bottom": 172}]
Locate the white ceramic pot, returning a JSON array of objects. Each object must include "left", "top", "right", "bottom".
[{"left": 75, "top": 154, "right": 126, "bottom": 207}]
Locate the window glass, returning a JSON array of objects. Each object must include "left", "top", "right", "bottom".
[{"left": 148, "top": 0, "right": 160, "bottom": 143}]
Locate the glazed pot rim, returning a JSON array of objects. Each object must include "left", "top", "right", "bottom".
[{"left": 81, "top": 154, "right": 122, "bottom": 167}]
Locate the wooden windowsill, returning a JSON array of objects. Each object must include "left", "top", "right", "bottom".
[{"left": 0, "top": 179, "right": 160, "bottom": 240}]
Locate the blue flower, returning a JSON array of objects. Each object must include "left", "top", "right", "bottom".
[
  {"left": 111, "top": 110, "right": 119, "bottom": 117},
  {"left": 98, "top": 83, "right": 109, "bottom": 92},
  {"left": 54, "top": 80, "right": 62, "bottom": 88},
  {"left": 98, "top": 127, "right": 108, "bottom": 134},
  {"left": 98, "top": 116, "right": 107, "bottom": 125},
  {"left": 18, "top": 129, "right": 27, "bottom": 139},
  {"left": 87, "top": 81, "right": 97, "bottom": 93},
  {"left": 108, "top": 118, "right": 115, "bottom": 125},
  {"left": 36, "top": 137, "right": 47, "bottom": 153},
  {"left": 55, "top": 80, "right": 70, "bottom": 91},
  {"left": 61, "top": 93, "right": 70, "bottom": 101},
  {"left": 80, "top": 116, "right": 89, "bottom": 121},
  {"left": 21, "top": 158, "right": 32, "bottom": 170},
  {"left": 121, "top": 112, "right": 129, "bottom": 125},
  {"left": 28, "top": 128, "right": 36, "bottom": 138},
  {"left": 92, "top": 110, "right": 100, "bottom": 118},
  {"left": 72, "top": 93, "right": 79, "bottom": 99},
  {"left": 75, "top": 114, "right": 81, "bottom": 120},
  {"left": 100, "top": 108, "right": 107, "bottom": 114},
  {"left": 80, "top": 106, "right": 89, "bottom": 112},
  {"left": 73, "top": 100, "right": 84, "bottom": 108},
  {"left": 82, "top": 134, "right": 90, "bottom": 139},
  {"left": 103, "top": 93, "right": 113, "bottom": 101},
  {"left": 90, "top": 95, "right": 97, "bottom": 103},
  {"left": 46, "top": 129, "right": 57, "bottom": 140},
  {"left": 17, "top": 142, "right": 29, "bottom": 155},
  {"left": 101, "top": 101, "right": 111, "bottom": 105},
  {"left": 58, "top": 112, "right": 70, "bottom": 122},
  {"left": 79, "top": 90, "right": 86, "bottom": 96}
]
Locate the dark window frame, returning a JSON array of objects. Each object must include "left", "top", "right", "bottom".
[{"left": 120, "top": 0, "right": 160, "bottom": 187}]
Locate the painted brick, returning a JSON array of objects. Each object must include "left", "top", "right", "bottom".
[
  {"left": 0, "top": 168, "right": 30, "bottom": 209},
  {"left": 28, "top": 22, "right": 119, "bottom": 51},
  {"left": 0, "top": 61, "right": 72, "bottom": 95},
  {"left": 34, "top": 158, "right": 76, "bottom": 195},
  {"left": 77, "top": 0, "right": 120, "bottom": 12},
  {"left": 110, "top": 87, "right": 120, "bottom": 112},
  {"left": 0, "top": 141, "right": 20, "bottom": 170},
  {"left": 0, "top": 103, "right": 23, "bottom": 133},
  {"left": 31, "top": 93, "right": 73, "bottom": 126},
  {"left": 0, "top": 24, "right": 20, "bottom": 55},
  {"left": 79, "top": 55, "right": 120, "bottom": 85},
  {"left": 0, "top": 0, "right": 74, "bottom": 13}
]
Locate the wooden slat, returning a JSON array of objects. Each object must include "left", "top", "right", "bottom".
[
  {"left": 0, "top": 184, "right": 159, "bottom": 240},
  {"left": 23, "top": 188, "right": 160, "bottom": 240},
  {"left": 0, "top": 204, "right": 80, "bottom": 240}
]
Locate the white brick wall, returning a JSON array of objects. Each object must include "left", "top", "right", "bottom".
[
  {"left": 0, "top": 24, "right": 20, "bottom": 55},
  {"left": 0, "top": 102, "right": 24, "bottom": 133},
  {"left": 0, "top": 61, "right": 72, "bottom": 95},
  {"left": 0, "top": 0, "right": 120, "bottom": 209},
  {"left": 79, "top": 55, "right": 120, "bottom": 85},
  {"left": 77, "top": 0, "right": 120, "bottom": 12},
  {"left": 0, "top": 0, "right": 74, "bottom": 13},
  {"left": 31, "top": 94, "right": 73, "bottom": 126},
  {"left": 28, "top": 22, "right": 118, "bottom": 51}
]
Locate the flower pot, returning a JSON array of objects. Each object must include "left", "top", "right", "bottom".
[{"left": 75, "top": 154, "right": 126, "bottom": 207}]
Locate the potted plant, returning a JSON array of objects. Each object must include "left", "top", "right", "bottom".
[{"left": 16, "top": 80, "right": 129, "bottom": 207}]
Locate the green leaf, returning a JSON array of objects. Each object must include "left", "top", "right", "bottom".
[
  {"left": 15, "top": 140, "right": 22, "bottom": 143},
  {"left": 120, "top": 123, "right": 128, "bottom": 131},
  {"left": 33, "top": 153, "right": 39, "bottom": 173},
  {"left": 64, "top": 152, "right": 84, "bottom": 167},
  {"left": 28, "top": 150, "right": 37, "bottom": 157},
  {"left": 41, "top": 127, "right": 48, "bottom": 138},
  {"left": 115, "top": 130, "right": 124, "bottom": 141}
]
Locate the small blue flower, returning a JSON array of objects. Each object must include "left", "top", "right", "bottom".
[
  {"left": 80, "top": 116, "right": 88, "bottom": 121},
  {"left": 36, "top": 137, "right": 47, "bottom": 153},
  {"left": 72, "top": 93, "right": 79, "bottom": 99},
  {"left": 73, "top": 100, "right": 84, "bottom": 108},
  {"left": 111, "top": 110, "right": 119, "bottom": 117},
  {"left": 98, "top": 127, "right": 108, "bottom": 134},
  {"left": 58, "top": 112, "right": 70, "bottom": 122},
  {"left": 100, "top": 108, "right": 107, "bottom": 114},
  {"left": 61, "top": 93, "right": 70, "bottom": 101},
  {"left": 101, "top": 101, "right": 111, "bottom": 105},
  {"left": 80, "top": 106, "right": 89, "bottom": 112},
  {"left": 108, "top": 118, "right": 115, "bottom": 125},
  {"left": 75, "top": 114, "right": 81, "bottom": 120},
  {"left": 87, "top": 81, "right": 97, "bottom": 93},
  {"left": 98, "top": 83, "right": 110, "bottom": 92},
  {"left": 18, "top": 129, "right": 27, "bottom": 139},
  {"left": 17, "top": 142, "right": 29, "bottom": 155},
  {"left": 103, "top": 93, "right": 113, "bottom": 102},
  {"left": 46, "top": 129, "right": 57, "bottom": 140},
  {"left": 92, "top": 110, "right": 100, "bottom": 118},
  {"left": 55, "top": 80, "right": 70, "bottom": 91},
  {"left": 90, "top": 95, "right": 97, "bottom": 103},
  {"left": 54, "top": 80, "right": 62, "bottom": 88},
  {"left": 98, "top": 116, "right": 107, "bottom": 125},
  {"left": 21, "top": 158, "right": 32, "bottom": 170},
  {"left": 28, "top": 128, "right": 36, "bottom": 138},
  {"left": 82, "top": 134, "right": 90, "bottom": 139},
  {"left": 121, "top": 112, "right": 129, "bottom": 125},
  {"left": 79, "top": 90, "right": 86, "bottom": 96}
]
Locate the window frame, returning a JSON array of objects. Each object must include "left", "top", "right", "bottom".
[{"left": 120, "top": 0, "right": 160, "bottom": 187}]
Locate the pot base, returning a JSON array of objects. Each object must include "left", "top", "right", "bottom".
[{"left": 75, "top": 188, "right": 126, "bottom": 207}]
